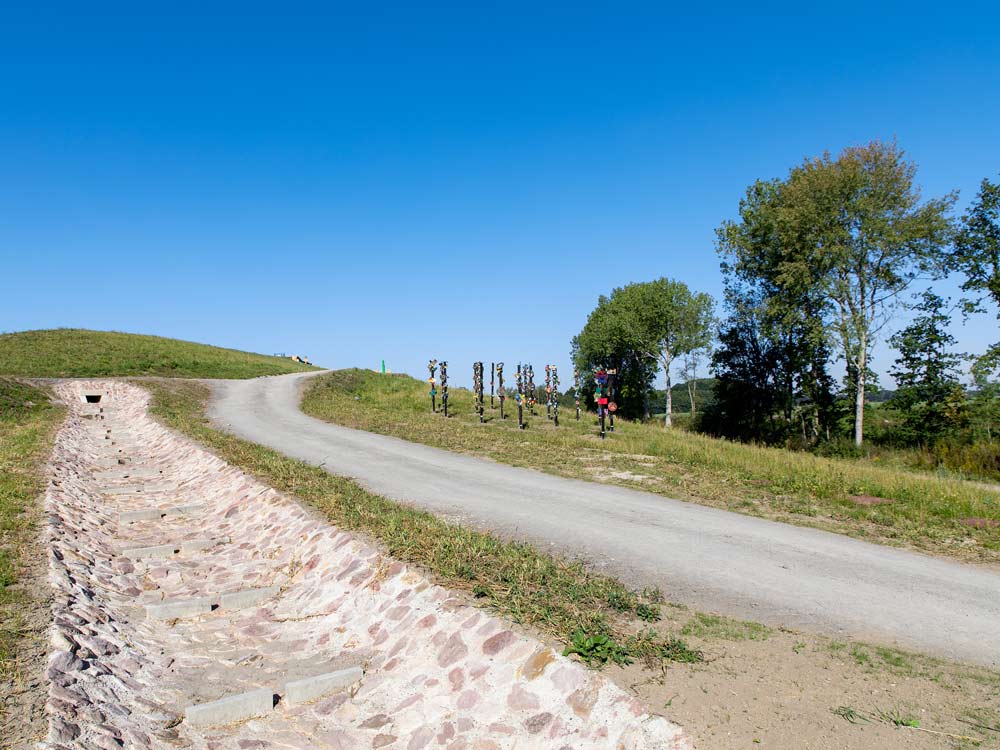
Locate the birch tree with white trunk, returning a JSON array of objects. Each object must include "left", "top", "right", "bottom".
[
  {"left": 778, "top": 140, "right": 955, "bottom": 445},
  {"left": 613, "top": 279, "right": 715, "bottom": 427}
]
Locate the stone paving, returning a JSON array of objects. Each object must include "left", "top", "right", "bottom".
[{"left": 43, "top": 381, "right": 692, "bottom": 749}]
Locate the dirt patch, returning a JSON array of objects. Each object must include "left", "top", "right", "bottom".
[
  {"left": 960, "top": 518, "right": 1000, "bottom": 529},
  {"left": 606, "top": 470, "right": 653, "bottom": 483},
  {"left": 849, "top": 494, "right": 896, "bottom": 506},
  {"left": 603, "top": 610, "right": 1000, "bottom": 750},
  {"left": 0, "top": 523, "right": 53, "bottom": 748}
]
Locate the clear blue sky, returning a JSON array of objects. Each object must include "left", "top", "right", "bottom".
[{"left": 3, "top": 3, "right": 998, "bottom": 388}]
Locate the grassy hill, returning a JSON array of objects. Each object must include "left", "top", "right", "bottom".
[{"left": 0, "top": 329, "right": 320, "bottom": 379}]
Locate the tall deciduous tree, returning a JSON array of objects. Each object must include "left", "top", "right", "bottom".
[
  {"left": 575, "top": 279, "right": 714, "bottom": 426},
  {"left": 573, "top": 299, "right": 657, "bottom": 421},
  {"left": 954, "top": 175, "right": 1000, "bottom": 375},
  {"left": 779, "top": 140, "right": 955, "bottom": 445},
  {"left": 614, "top": 279, "right": 714, "bottom": 426},
  {"left": 714, "top": 178, "right": 836, "bottom": 444}
]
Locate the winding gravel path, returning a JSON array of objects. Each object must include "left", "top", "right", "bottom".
[{"left": 208, "top": 371, "right": 1000, "bottom": 668}]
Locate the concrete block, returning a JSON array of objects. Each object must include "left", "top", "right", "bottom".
[
  {"left": 283, "top": 667, "right": 363, "bottom": 706},
  {"left": 93, "top": 459, "right": 127, "bottom": 469},
  {"left": 103, "top": 487, "right": 145, "bottom": 496},
  {"left": 180, "top": 537, "right": 228, "bottom": 554},
  {"left": 104, "top": 482, "right": 177, "bottom": 496},
  {"left": 119, "top": 508, "right": 164, "bottom": 523},
  {"left": 146, "top": 596, "right": 216, "bottom": 621},
  {"left": 95, "top": 467, "right": 161, "bottom": 481},
  {"left": 184, "top": 688, "right": 274, "bottom": 727},
  {"left": 125, "top": 468, "right": 164, "bottom": 479},
  {"left": 219, "top": 586, "right": 280, "bottom": 610},
  {"left": 122, "top": 544, "right": 177, "bottom": 560}
]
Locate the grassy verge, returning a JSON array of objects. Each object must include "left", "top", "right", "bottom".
[
  {"left": 300, "top": 370, "right": 1000, "bottom": 563},
  {"left": 146, "top": 379, "right": 702, "bottom": 668},
  {"left": 0, "top": 328, "right": 320, "bottom": 378},
  {"left": 0, "top": 379, "right": 63, "bottom": 710}
]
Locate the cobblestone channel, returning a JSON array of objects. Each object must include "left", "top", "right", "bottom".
[{"left": 43, "top": 381, "right": 691, "bottom": 749}]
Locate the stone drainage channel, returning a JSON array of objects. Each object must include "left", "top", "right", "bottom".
[{"left": 43, "top": 381, "right": 691, "bottom": 750}]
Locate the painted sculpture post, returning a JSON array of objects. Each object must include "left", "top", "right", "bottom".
[
  {"left": 545, "top": 365, "right": 552, "bottom": 420},
  {"left": 550, "top": 365, "right": 559, "bottom": 427},
  {"left": 515, "top": 364, "right": 525, "bottom": 430},
  {"left": 594, "top": 368, "right": 609, "bottom": 439},
  {"left": 607, "top": 368, "right": 618, "bottom": 432},
  {"left": 473, "top": 361, "right": 485, "bottom": 423},
  {"left": 490, "top": 362, "right": 495, "bottom": 410},
  {"left": 440, "top": 361, "right": 449, "bottom": 417},
  {"left": 527, "top": 364, "right": 537, "bottom": 416},
  {"left": 574, "top": 367, "right": 581, "bottom": 420},
  {"left": 428, "top": 359, "right": 438, "bottom": 413},
  {"left": 497, "top": 362, "right": 506, "bottom": 419}
]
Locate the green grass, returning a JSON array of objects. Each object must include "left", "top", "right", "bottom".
[
  {"left": 680, "top": 612, "right": 773, "bottom": 641},
  {"left": 300, "top": 369, "right": 1000, "bottom": 562},
  {"left": 0, "top": 378, "right": 63, "bottom": 677},
  {"left": 146, "top": 379, "right": 703, "bottom": 668},
  {"left": 0, "top": 328, "right": 320, "bottom": 379}
]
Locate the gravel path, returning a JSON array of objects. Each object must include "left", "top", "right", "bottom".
[{"left": 208, "top": 372, "right": 1000, "bottom": 669}]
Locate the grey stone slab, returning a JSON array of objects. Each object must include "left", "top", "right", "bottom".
[
  {"left": 184, "top": 688, "right": 274, "bottom": 727},
  {"left": 283, "top": 667, "right": 363, "bottom": 706},
  {"left": 92, "top": 459, "right": 129, "bottom": 469},
  {"left": 170, "top": 503, "right": 205, "bottom": 516},
  {"left": 103, "top": 487, "right": 146, "bottom": 496},
  {"left": 105, "top": 467, "right": 163, "bottom": 479},
  {"left": 179, "top": 537, "right": 228, "bottom": 554},
  {"left": 118, "top": 508, "right": 165, "bottom": 523},
  {"left": 121, "top": 544, "right": 177, "bottom": 560},
  {"left": 219, "top": 586, "right": 280, "bottom": 610},
  {"left": 95, "top": 471, "right": 162, "bottom": 482},
  {"left": 146, "top": 596, "right": 217, "bottom": 621},
  {"left": 103, "top": 482, "right": 178, "bottom": 496}
]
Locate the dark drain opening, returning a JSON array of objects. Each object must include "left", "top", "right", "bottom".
[{"left": 85, "top": 395, "right": 102, "bottom": 403}]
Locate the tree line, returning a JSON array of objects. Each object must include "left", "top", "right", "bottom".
[{"left": 574, "top": 140, "right": 999, "bottom": 461}]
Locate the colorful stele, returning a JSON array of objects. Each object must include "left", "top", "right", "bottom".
[
  {"left": 527, "top": 364, "right": 537, "bottom": 416},
  {"left": 607, "top": 368, "right": 618, "bottom": 433},
  {"left": 515, "top": 364, "right": 526, "bottom": 430},
  {"left": 545, "top": 365, "right": 553, "bottom": 420},
  {"left": 496, "top": 362, "right": 506, "bottom": 420},
  {"left": 473, "top": 361, "right": 485, "bottom": 423},
  {"left": 594, "top": 368, "right": 609, "bottom": 439},
  {"left": 573, "top": 367, "right": 581, "bottom": 420},
  {"left": 440, "top": 361, "right": 449, "bottom": 417},
  {"left": 427, "top": 359, "right": 438, "bottom": 413},
  {"left": 549, "top": 365, "right": 560, "bottom": 427}
]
